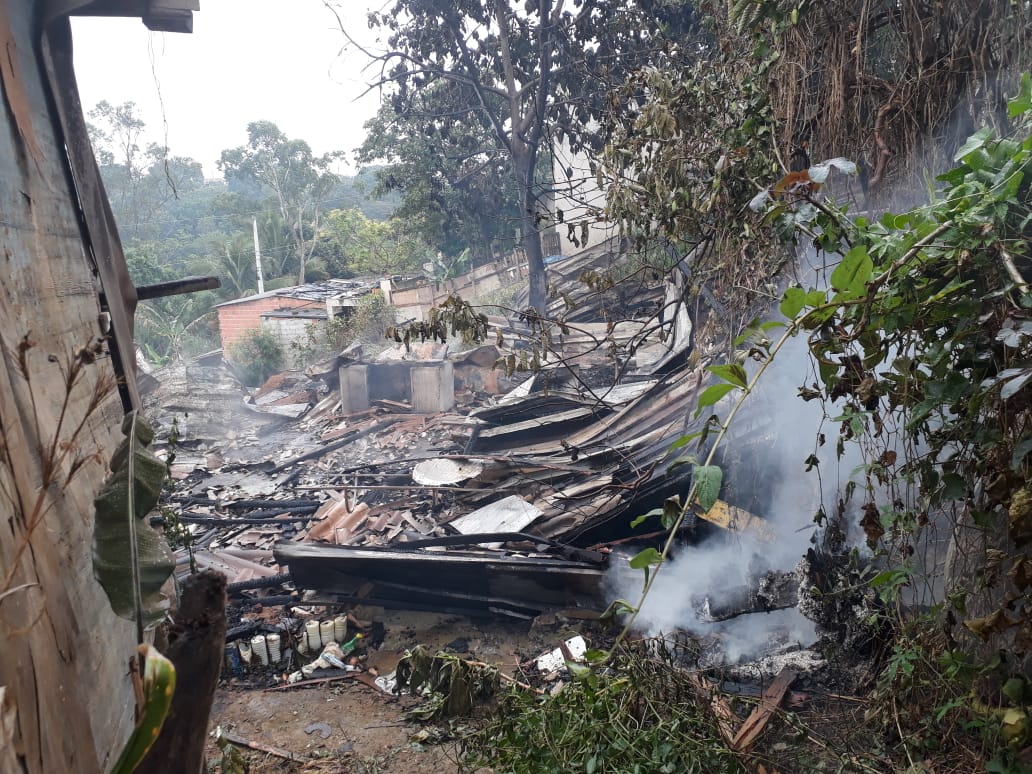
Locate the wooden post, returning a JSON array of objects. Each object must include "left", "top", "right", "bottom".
[{"left": 137, "top": 571, "right": 228, "bottom": 774}]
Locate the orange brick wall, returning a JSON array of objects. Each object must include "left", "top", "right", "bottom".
[{"left": 217, "top": 296, "right": 320, "bottom": 352}]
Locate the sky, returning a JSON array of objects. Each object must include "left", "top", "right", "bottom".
[{"left": 71, "top": 1, "right": 384, "bottom": 178}]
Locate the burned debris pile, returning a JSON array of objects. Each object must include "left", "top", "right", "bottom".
[
  {"left": 146, "top": 248, "right": 737, "bottom": 621},
  {"left": 149, "top": 248, "right": 878, "bottom": 710}
]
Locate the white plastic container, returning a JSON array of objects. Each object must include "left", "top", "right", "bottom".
[
  {"left": 319, "top": 620, "right": 335, "bottom": 647},
  {"left": 237, "top": 639, "right": 253, "bottom": 664},
  {"left": 251, "top": 634, "right": 270, "bottom": 666},
  {"left": 266, "top": 633, "right": 281, "bottom": 664},
  {"left": 305, "top": 620, "right": 322, "bottom": 651},
  {"left": 333, "top": 616, "right": 348, "bottom": 644}
]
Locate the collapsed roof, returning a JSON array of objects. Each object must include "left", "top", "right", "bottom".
[{"left": 150, "top": 246, "right": 774, "bottom": 617}]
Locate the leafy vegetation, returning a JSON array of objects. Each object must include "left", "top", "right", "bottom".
[
  {"left": 599, "top": 71, "right": 1032, "bottom": 774},
  {"left": 290, "top": 294, "right": 397, "bottom": 367},
  {"left": 316, "top": 208, "right": 433, "bottom": 278},
  {"left": 462, "top": 643, "right": 746, "bottom": 774},
  {"left": 350, "top": 0, "right": 702, "bottom": 312},
  {"left": 87, "top": 106, "right": 406, "bottom": 363},
  {"left": 218, "top": 121, "right": 342, "bottom": 285},
  {"left": 227, "top": 328, "right": 285, "bottom": 387}
]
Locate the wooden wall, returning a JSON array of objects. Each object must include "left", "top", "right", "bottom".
[{"left": 0, "top": 2, "right": 141, "bottom": 771}]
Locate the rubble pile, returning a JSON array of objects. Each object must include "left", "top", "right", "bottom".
[{"left": 146, "top": 250, "right": 886, "bottom": 740}]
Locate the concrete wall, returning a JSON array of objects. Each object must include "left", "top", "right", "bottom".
[
  {"left": 550, "top": 135, "right": 619, "bottom": 255},
  {"left": 386, "top": 255, "right": 529, "bottom": 320},
  {"left": 341, "top": 361, "right": 458, "bottom": 413},
  {"left": 260, "top": 315, "right": 326, "bottom": 354}
]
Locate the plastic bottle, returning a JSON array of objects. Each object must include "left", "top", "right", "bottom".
[
  {"left": 319, "top": 620, "right": 335, "bottom": 647},
  {"left": 340, "top": 632, "right": 363, "bottom": 655},
  {"left": 333, "top": 616, "right": 348, "bottom": 644}
]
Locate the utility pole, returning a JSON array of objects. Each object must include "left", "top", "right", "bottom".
[{"left": 252, "top": 216, "right": 265, "bottom": 294}]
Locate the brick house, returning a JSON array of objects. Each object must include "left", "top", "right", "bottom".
[{"left": 215, "top": 279, "right": 379, "bottom": 353}]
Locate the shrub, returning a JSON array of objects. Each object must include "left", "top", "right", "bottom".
[
  {"left": 291, "top": 293, "right": 396, "bottom": 367},
  {"left": 228, "top": 327, "right": 284, "bottom": 387}
]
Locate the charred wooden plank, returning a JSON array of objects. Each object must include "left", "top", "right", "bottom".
[
  {"left": 275, "top": 541, "right": 606, "bottom": 617},
  {"left": 137, "top": 570, "right": 227, "bottom": 774}
]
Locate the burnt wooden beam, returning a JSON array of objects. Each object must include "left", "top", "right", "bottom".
[
  {"left": 276, "top": 541, "right": 606, "bottom": 617},
  {"left": 135, "top": 275, "right": 220, "bottom": 301},
  {"left": 99, "top": 275, "right": 221, "bottom": 306}
]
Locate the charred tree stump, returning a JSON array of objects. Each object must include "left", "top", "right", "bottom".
[{"left": 137, "top": 570, "right": 227, "bottom": 774}]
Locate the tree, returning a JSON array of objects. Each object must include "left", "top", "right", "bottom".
[
  {"left": 336, "top": 0, "right": 692, "bottom": 312},
  {"left": 356, "top": 81, "right": 524, "bottom": 259},
  {"left": 317, "top": 208, "right": 433, "bottom": 276},
  {"left": 124, "top": 244, "right": 218, "bottom": 362},
  {"left": 218, "top": 121, "right": 341, "bottom": 285},
  {"left": 88, "top": 101, "right": 205, "bottom": 242},
  {"left": 88, "top": 100, "right": 146, "bottom": 201},
  {"left": 194, "top": 234, "right": 260, "bottom": 300}
]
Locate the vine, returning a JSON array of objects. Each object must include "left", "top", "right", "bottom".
[{"left": 599, "top": 73, "right": 1032, "bottom": 769}]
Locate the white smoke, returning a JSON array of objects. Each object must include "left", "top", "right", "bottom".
[{"left": 607, "top": 250, "right": 874, "bottom": 662}]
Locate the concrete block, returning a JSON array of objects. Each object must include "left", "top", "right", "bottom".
[
  {"left": 411, "top": 361, "right": 454, "bottom": 413},
  {"left": 339, "top": 365, "right": 370, "bottom": 414}
]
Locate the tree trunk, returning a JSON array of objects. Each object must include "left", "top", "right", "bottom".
[
  {"left": 522, "top": 208, "right": 546, "bottom": 314},
  {"left": 513, "top": 145, "right": 546, "bottom": 313}
]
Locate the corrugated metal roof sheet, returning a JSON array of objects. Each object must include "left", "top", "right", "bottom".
[{"left": 215, "top": 278, "right": 379, "bottom": 308}]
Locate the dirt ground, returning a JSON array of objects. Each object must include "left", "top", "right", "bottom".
[{"left": 205, "top": 608, "right": 585, "bottom": 773}]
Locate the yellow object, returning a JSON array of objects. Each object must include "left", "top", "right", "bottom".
[
  {"left": 1001, "top": 708, "right": 1028, "bottom": 744},
  {"left": 693, "top": 499, "right": 776, "bottom": 542}
]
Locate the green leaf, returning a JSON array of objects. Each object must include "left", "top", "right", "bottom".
[
  {"left": 667, "top": 430, "right": 704, "bottom": 453},
  {"left": 630, "top": 507, "right": 663, "bottom": 529},
  {"left": 693, "top": 465, "right": 723, "bottom": 511},
  {"left": 805, "top": 289, "right": 827, "bottom": 307},
  {"left": 706, "top": 363, "right": 748, "bottom": 388},
  {"left": 694, "top": 383, "right": 736, "bottom": 417},
  {"left": 830, "top": 245, "right": 873, "bottom": 294},
  {"left": 629, "top": 547, "right": 664, "bottom": 570},
  {"left": 584, "top": 648, "right": 609, "bottom": 664},
  {"left": 110, "top": 645, "right": 177, "bottom": 774},
  {"left": 1007, "top": 71, "right": 1032, "bottom": 118},
  {"left": 1012, "top": 436, "right": 1032, "bottom": 470},
  {"left": 599, "top": 599, "right": 636, "bottom": 622},
  {"left": 800, "top": 305, "right": 837, "bottom": 330},
  {"left": 567, "top": 661, "right": 592, "bottom": 681},
  {"left": 1002, "top": 677, "right": 1028, "bottom": 704},
  {"left": 661, "top": 496, "right": 682, "bottom": 529},
  {"left": 954, "top": 127, "right": 993, "bottom": 162},
  {"left": 780, "top": 286, "right": 806, "bottom": 318},
  {"left": 941, "top": 473, "right": 967, "bottom": 501},
  {"left": 871, "top": 569, "right": 904, "bottom": 586}
]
